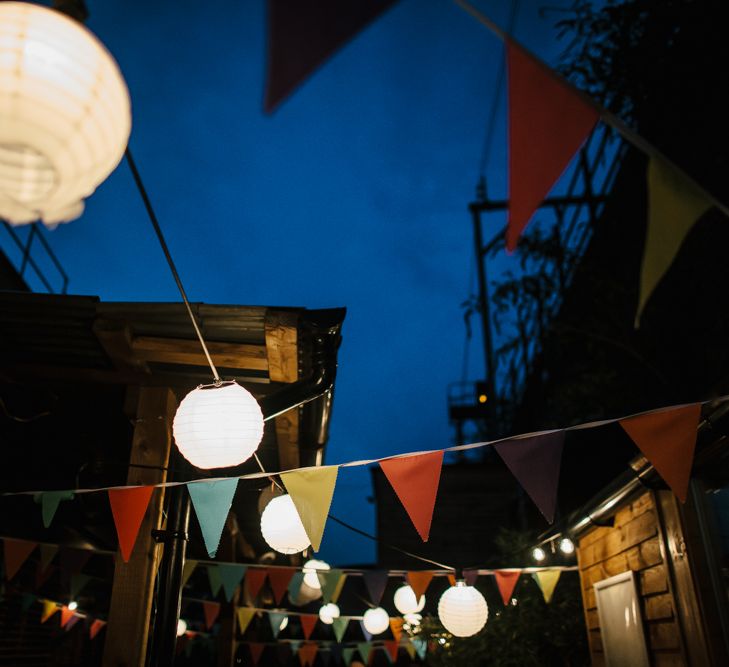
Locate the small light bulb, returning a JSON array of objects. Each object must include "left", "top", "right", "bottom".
[
  {"left": 68, "top": 601, "right": 78, "bottom": 611},
  {"left": 279, "top": 616, "right": 289, "bottom": 631},
  {"left": 532, "top": 546, "right": 546, "bottom": 562},
  {"left": 559, "top": 537, "right": 575, "bottom": 555},
  {"left": 176, "top": 619, "right": 187, "bottom": 637}
]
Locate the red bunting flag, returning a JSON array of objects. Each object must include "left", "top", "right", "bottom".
[
  {"left": 2, "top": 538, "right": 37, "bottom": 580},
  {"left": 60, "top": 606, "right": 75, "bottom": 628},
  {"left": 89, "top": 619, "right": 106, "bottom": 639},
  {"left": 463, "top": 568, "right": 479, "bottom": 586},
  {"left": 300, "top": 613, "right": 318, "bottom": 640},
  {"left": 298, "top": 642, "right": 319, "bottom": 667},
  {"left": 383, "top": 640, "right": 400, "bottom": 663},
  {"left": 506, "top": 40, "right": 599, "bottom": 251},
  {"left": 248, "top": 642, "right": 265, "bottom": 666},
  {"left": 268, "top": 567, "right": 297, "bottom": 605},
  {"left": 494, "top": 571, "right": 521, "bottom": 605},
  {"left": 264, "top": 0, "right": 399, "bottom": 112},
  {"left": 246, "top": 569, "right": 268, "bottom": 599},
  {"left": 620, "top": 404, "right": 701, "bottom": 502},
  {"left": 202, "top": 601, "right": 220, "bottom": 630},
  {"left": 108, "top": 486, "right": 154, "bottom": 562},
  {"left": 379, "top": 451, "right": 443, "bottom": 541},
  {"left": 407, "top": 571, "right": 433, "bottom": 601}
]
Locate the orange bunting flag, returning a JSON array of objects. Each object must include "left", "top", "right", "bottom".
[
  {"left": 494, "top": 570, "right": 521, "bottom": 605},
  {"left": 108, "top": 486, "right": 154, "bottom": 562},
  {"left": 506, "top": 40, "right": 599, "bottom": 251},
  {"left": 298, "top": 642, "right": 319, "bottom": 667},
  {"left": 89, "top": 619, "right": 106, "bottom": 639},
  {"left": 248, "top": 642, "right": 265, "bottom": 666},
  {"left": 300, "top": 614, "right": 318, "bottom": 640},
  {"left": 620, "top": 404, "right": 701, "bottom": 502},
  {"left": 40, "top": 599, "right": 59, "bottom": 623},
  {"left": 2, "top": 538, "right": 37, "bottom": 580},
  {"left": 60, "top": 605, "right": 75, "bottom": 628},
  {"left": 202, "top": 601, "right": 220, "bottom": 630},
  {"left": 389, "top": 617, "right": 403, "bottom": 643},
  {"left": 246, "top": 568, "right": 268, "bottom": 599},
  {"left": 268, "top": 567, "right": 297, "bottom": 605},
  {"left": 383, "top": 640, "right": 400, "bottom": 663},
  {"left": 379, "top": 451, "right": 443, "bottom": 541},
  {"left": 407, "top": 571, "right": 433, "bottom": 600},
  {"left": 237, "top": 607, "right": 256, "bottom": 635}
]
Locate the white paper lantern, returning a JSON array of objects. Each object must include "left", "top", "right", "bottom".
[
  {"left": 403, "top": 612, "right": 422, "bottom": 628},
  {"left": 362, "top": 607, "right": 389, "bottom": 635},
  {"left": 173, "top": 382, "right": 264, "bottom": 469},
  {"left": 260, "top": 494, "right": 310, "bottom": 555},
  {"left": 0, "top": 2, "right": 131, "bottom": 225},
  {"left": 393, "top": 584, "right": 426, "bottom": 615},
  {"left": 438, "top": 581, "right": 488, "bottom": 637},
  {"left": 318, "top": 602, "right": 340, "bottom": 625},
  {"left": 303, "top": 559, "right": 330, "bottom": 590}
]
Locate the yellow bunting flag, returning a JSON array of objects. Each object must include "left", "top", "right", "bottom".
[
  {"left": 636, "top": 157, "right": 712, "bottom": 325},
  {"left": 280, "top": 465, "right": 339, "bottom": 551},
  {"left": 40, "top": 599, "right": 59, "bottom": 623},
  {"left": 181, "top": 559, "right": 198, "bottom": 589},
  {"left": 532, "top": 569, "right": 561, "bottom": 604},
  {"left": 237, "top": 607, "right": 256, "bottom": 635}
]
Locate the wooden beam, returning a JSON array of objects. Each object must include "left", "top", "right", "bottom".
[
  {"left": 102, "top": 387, "right": 177, "bottom": 667},
  {"left": 93, "top": 320, "right": 150, "bottom": 374},
  {"left": 265, "top": 311, "right": 300, "bottom": 470},
  {"left": 131, "top": 336, "right": 268, "bottom": 372}
]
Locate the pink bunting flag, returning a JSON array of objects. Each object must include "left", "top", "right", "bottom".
[
  {"left": 246, "top": 568, "right": 268, "bottom": 600},
  {"left": 108, "top": 486, "right": 154, "bottom": 562},
  {"left": 2, "top": 538, "right": 37, "bottom": 580},
  {"left": 494, "top": 571, "right": 520, "bottom": 605},
  {"left": 506, "top": 40, "right": 599, "bottom": 251},
  {"left": 89, "top": 619, "right": 107, "bottom": 639},
  {"left": 379, "top": 451, "right": 443, "bottom": 541},
  {"left": 202, "top": 601, "right": 220, "bottom": 630}
]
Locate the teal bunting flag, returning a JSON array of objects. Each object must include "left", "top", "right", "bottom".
[
  {"left": 269, "top": 611, "right": 287, "bottom": 638},
  {"left": 35, "top": 491, "right": 74, "bottom": 528},
  {"left": 217, "top": 563, "right": 247, "bottom": 601},
  {"left": 187, "top": 479, "right": 239, "bottom": 558},
  {"left": 207, "top": 565, "right": 223, "bottom": 597}
]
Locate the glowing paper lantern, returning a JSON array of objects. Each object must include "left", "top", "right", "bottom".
[
  {"left": 438, "top": 581, "right": 488, "bottom": 638},
  {"left": 0, "top": 2, "right": 131, "bottom": 225},
  {"left": 362, "top": 607, "right": 389, "bottom": 635},
  {"left": 318, "top": 602, "right": 340, "bottom": 625},
  {"left": 173, "top": 382, "right": 264, "bottom": 469},
  {"left": 260, "top": 495, "right": 310, "bottom": 555},
  {"left": 303, "top": 559, "right": 330, "bottom": 589},
  {"left": 176, "top": 619, "right": 187, "bottom": 637},
  {"left": 393, "top": 584, "right": 425, "bottom": 615}
]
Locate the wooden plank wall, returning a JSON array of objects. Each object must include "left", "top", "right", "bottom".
[{"left": 578, "top": 491, "right": 685, "bottom": 666}]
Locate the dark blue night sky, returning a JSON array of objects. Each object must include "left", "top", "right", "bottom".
[{"left": 34, "top": 0, "right": 573, "bottom": 564}]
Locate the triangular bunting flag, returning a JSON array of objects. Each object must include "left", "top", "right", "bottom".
[
  {"left": 268, "top": 567, "right": 297, "bottom": 604},
  {"left": 407, "top": 571, "right": 433, "bottom": 601},
  {"left": 181, "top": 559, "right": 198, "bottom": 589},
  {"left": 187, "top": 479, "right": 238, "bottom": 558},
  {"left": 342, "top": 647, "right": 356, "bottom": 666},
  {"left": 403, "top": 640, "right": 416, "bottom": 660},
  {"left": 359, "top": 620, "right": 372, "bottom": 642},
  {"left": 379, "top": 451, "right": 443, "bottom": 541},
  {"left": 281, "top": 466, "right": 339, "bottom": 551},
  {"left": 412, "top": 636, "right": 427, "bottom": 660},
  {"left": 494, "top": 570, "right": 521, "bottom": 605},
  {"left": 206, "top": 565, "right": 223, "bottom": 598},
  {"left": 218, "top": 563, "right": 247, "bottom": 602},
  {"left": 269, "top": 611, "right": 287, "bottom": 638},
  {"left": 383, "top": 640, "right": 399, "bottom": 663},
  {"left": 202, "top": 600, "right": 220, "bottom": 629},
  {"left": 637, "top": 158, "right": 713, "bottom": 324},
  {"left": 332, "top": 616, "right": 349, "bottom": 642},
  {"left": 298, "top": 642, "right": 318, "bottom": 667},
  {"left": 264, "top": 0, "right": 398, "bottom": 113},
  {"left": 620, "top": 404, "right": 701, "bottom": 502},
  {"left": 464, "top": 568, "right": 479, "bottom": 586},
  {"left": 20, "top": 593, "right": 35, "bottom": 612},
  {"left": 494, "top": 431, "right": 565, "bottom": 523},
  {"left": 506, "top": 40, "right": 599, "bottom": 251},
  {"left": 290, "top": 640, "right": 303, "bottom": 655},
  {"left": 447, "top": 573, "right": 456, "bottom": 586},
  {"left": 40, "top": 599, "right": 59, "bottom": 623},
  {"left": 90, "top": 619, "right": 106, "bottom": 639},
  {"left": 2, "top": 538, "right": 37, "bottom": 580},
  {"left": 362, "top": 570, "right": 389, "bottom": 605},
  {"left": 246, "top": 568, "right": 268, "bottom": 600},
  {"left": 277, "top": 643, "right": 291, "bottom": 665},
  {"left": 108, "top": 486, "right": 154, "bottom": 562},
  {"left": 288, "top": 571, "right": 305, "bottom": 600},
  {"left": 34, "top": 491, "right": 74, "bottom": 528},
  {"left": 237, "top": 607, "right": 256, "bottom": 634},
  {"left": 300, "top": 613, "right": 318, "bottom": 640},
  {"left": 70, "top": 573, "right": 91, "bottom": 599},
  {"left": 60, "top": 605, "right": 75, "bottom": 628},
  {"left": 320, "top": 569, "right": 346, "bottom": 604},
  {"left": 357, "top": 642, "right": 372, "bottom": 663},
  {"left": 39, "top": 544, "right": 58, "bottom": 574},
  {"left": 65, "top": 614, "right": 81, "bottom": 632},
  {"left": 389, "top": 617, "right": 403, "bottom": 643},
  {"left": 248, "top": 642, "right": 265, "bottom": 666},
  {"left": 532, "top": 569, "right": 561, "bottom": 604}
]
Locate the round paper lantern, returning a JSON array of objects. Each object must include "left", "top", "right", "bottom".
[
  {"left": 318, "top": 603, "right": 340, "bottom": 625},
  {"left": 176, "top": 619, "right": 187, "bottom": 637},
  {"left": 303, "top": 559, "right": 330, "bottom": 589},
  {"left": 362, "top": 607, "right": 389, "bottom": 635},
  {"left": 260, "top": 494, "right": 310, "bottom": 554},
  {"left": 0, "top": 2, "right": 131, "bottom": 225},
  {"left": 393, "top": 584, "right": 426, "bottom": 615},
  {"left": 173, "top": 382, "right": 264, "bottom": 469},
  {"left": 438, "top": 581, "right": 488, "bottom": 638}
]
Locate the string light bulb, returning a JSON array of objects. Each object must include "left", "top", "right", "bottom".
[
  {"left": 532, "top": 546, "right": 546, "bottom": 562},
  {"left": 260, "top": 494, "right": 310, "bottom": 554},
  {"left": 318, "top": 603, "right": 340, "bottom": 625},
  {"left": 0, "top": 2, "right": 131, "bottom": 225},
  {"left": 362, "top": 607, "right": 389, "bottom": 635},
  {"left": 559, "top": 537, "right": 575, "bottom": 555},
  {"left": 173, "top": 382, "right": 264, "bottom": 469},
  {"left": 303, "top": 559, "right": 330, "bottom": 589},
  {"left": 438, "top": 581, "right": 488, "bottom": 638},
  {"left": 68, "top": 601, "right": 78, "bottom": 611},
  {"left": 176, "top": 619, "right": 187, "bottom": 637},
  {"left": 393, "top": 584, "right": 426, "bottom": 615}
]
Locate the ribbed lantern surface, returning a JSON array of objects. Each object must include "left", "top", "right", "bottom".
[
  {"left": 0, "top": 2, "right": 131, "bottom": 224},
  {"left": 173, "top": 382, "right": 264, "bottom": 469},
  {"left": 438, "top": 581, "right": 489, "bottom": 637},
  {"left": 260, "top": 494, "right": 311, "bottom": 555}
]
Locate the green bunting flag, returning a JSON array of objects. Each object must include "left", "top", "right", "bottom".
[
  {"left": 319, "top": 568, "right": 346, "bottom": 603},
  {"left": 35, "top": 491, "right": 74, "bottom": 528},
  {"left": 207, "top": 565, "right": 223, "bottom": 597},
  {"left": 187, "top": 479, "right": 239, "bottom": 558},
  {"left": 357, "top": 642, "right": 372, "bottom": 663},
  {"left": 332, "top": 616, "right": 349, "bottom": 642},
  {"left": 217, "top": 563, "right": 247, "bottom": 601},
  {"left": 342, "top": 647, "right": 356, "bottom": 666}
]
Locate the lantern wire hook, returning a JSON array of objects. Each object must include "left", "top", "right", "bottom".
[{"left": 125, "top": 147, "right": 221, "bottom": 384}]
